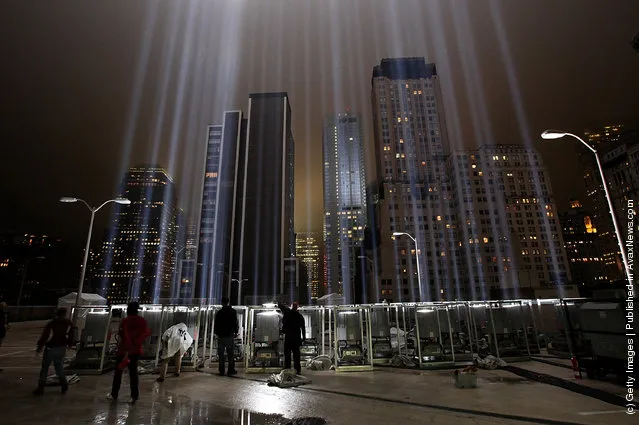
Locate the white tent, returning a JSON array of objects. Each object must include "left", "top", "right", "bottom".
[
  {"left": 57, "top": 292, "right": 107, "bottom": 310},
  {"left": 316, "top": 293, "right": 345, "bottom": 306}
]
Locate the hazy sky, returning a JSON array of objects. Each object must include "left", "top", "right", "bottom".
[{"left": 1, "top": 0, "right": 638, "bottom": 248}]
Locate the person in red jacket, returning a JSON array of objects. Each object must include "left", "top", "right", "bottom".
[{"left": 107, "top": 302, "right": 150, "bottom": 403}]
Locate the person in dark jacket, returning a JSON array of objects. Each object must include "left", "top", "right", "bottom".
[
  {"left": 0, "top": 302, "right": 8, "bottom": 373},
  {"left": 278, "top": 301, "right": 305, "bottom": 374},
  {"left": 33, "top": 307, "right": 74, "bottom": 395},
  {"left": 108, "top": 302, "right": 150, "bottom": 403},
  {"left": 214, "top": 297, "right": 238, "bottom": 376}
]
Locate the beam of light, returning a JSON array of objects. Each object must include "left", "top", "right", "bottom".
[
  {"left": 114, "top": 2, "right": 159, "bottom": 187},
  {"left": 449, "top": 0, "right": 518, "bottom": 300},
  {"left": 425, "top": 0, "right": 484, "bottom": 301},
  {"left": 101, "top": 3, "right": 159, "bottom": 300},
  {"left": 488, "top": 0, "right": 565, "bottom": 297},
  {"left": 180, "top": 1, "right": 217, "bottom": 303}
]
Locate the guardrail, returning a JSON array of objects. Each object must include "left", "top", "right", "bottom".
[{"left": 28, "top": 297, "right": 604, "bottom": 375}]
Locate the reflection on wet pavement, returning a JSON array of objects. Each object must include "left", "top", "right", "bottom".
[
  {"left": 482, "top": 376, "right": 531, "bottom": 385},
  {"left": 87, "top": 393, "right": 326, "bottom": 425}
]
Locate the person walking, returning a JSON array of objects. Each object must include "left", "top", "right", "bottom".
[
  {"left": 214, "top": 297, "right": 238, "bottom": 376},
  {"left": 108, "top": 302, "right": 150, "bottom": 403},
  {"left": 156, "top": 322, "right": 193, "bottom": 382},
  {"left": 33, "top": 307, "right": 74, "bottom": 395},
  {"left": 278, "top": 301, "right": 305, "bottom": 374}
]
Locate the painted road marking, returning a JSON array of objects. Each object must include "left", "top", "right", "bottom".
[
  {"left": 578, "top": 410, "right": 628, "bottom": 416},
  {"left": 0, "top": 350, "right": 32, "bottom": 357}
]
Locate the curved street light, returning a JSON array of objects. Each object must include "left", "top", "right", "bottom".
[
  {"left": 541, "top": 130, "right": 632, "bottom": 284},
  {"left": 392, "top": 231, "right": 423, "bottom": 302},
  {"left": 231, "top": 278, "right": 248, "bottom": 306},
  {"left": 60, "top": 196, "right": 131, "bottom": 324}
]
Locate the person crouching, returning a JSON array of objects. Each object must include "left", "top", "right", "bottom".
[{"left": 156, "top": 322, "right": 193, "bottom": 382}]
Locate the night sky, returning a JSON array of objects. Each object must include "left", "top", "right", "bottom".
[{"left": 1, "top": 0, "right": 638, "bottom": 250}]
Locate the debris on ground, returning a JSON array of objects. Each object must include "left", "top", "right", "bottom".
[
  {"left": 267, "top": 369, "right": 312, "bottom": 388},
  {"left": 45, "top": 374, "right": 80, "bottom": 386},
  {"left": 305, "top": 355, "right": 333, "bottom": 371},
  {"left": 454, "top": 366, "right": 478, "bottom": 388},
  {"left": 283, "top": 418, "right": 327, "bottom": 425},
  {"left": 390, "top": 354, "right": 417, "bottom": 368},
  {"left": 473, "top": 354, "right": 507, "bottom": 370},
  {"left": 137, "top": 359, "right": 157, "bottom": 374}
]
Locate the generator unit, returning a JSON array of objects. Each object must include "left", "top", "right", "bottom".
[{"left": 578, "top": 301, "right": 629, "bottom": 379}]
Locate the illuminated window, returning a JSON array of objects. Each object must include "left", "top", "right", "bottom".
[{"left": 206, "top": 172, "right": 218, "bottom": 178}]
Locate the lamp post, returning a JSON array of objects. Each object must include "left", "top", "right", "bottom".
[
  {"left": 231, "top": 278, "right": 248, "bottom": 306},
  {"left": 541, "top": 130, "right": 632, "bottom": 284},
  {"left": 392, "top": 232, "right": 423, "bottom": 302},
  {"left": 173, "top": 246, "right": 186, "bottom": 302},
  {"left": 60, "top": 196, "right": 131, "bottom": 324}
]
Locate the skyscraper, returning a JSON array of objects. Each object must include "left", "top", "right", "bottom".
[
  {"left": 560, "top": 200, "right": 607, "bottom": 290},
  {"left": 195, "top": 125, "right": 223, "bottom": 302},
  {"left": 195, "top": 112, "right": 247, "bottom": 303},
  {"left": 194, "top": 94, "right": 294, "bottom": 303},
  {"left": 449, "top": 145, "right": 574, "bottom": 299},
  {"left": 322, "top": 112, "right": 367, "bottom": 302},
  {"left": 295, "top": 232, "right": 321, "bottom": 301},
  {"left": 581, "top": 125, "right": 625, "bottom": 281},
  {"left": 371, "top": 58, "right": 455, "bottom": 302},
  {"left": 238, "top": 93, "right": 295, "bottom": 299},
  {"left": 97, "top": 165, "right": 177, "bottom": 304}
]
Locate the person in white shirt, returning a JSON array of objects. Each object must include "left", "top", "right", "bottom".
[{"left": 156, "top": 323, "right": 193, "bottom": 382}]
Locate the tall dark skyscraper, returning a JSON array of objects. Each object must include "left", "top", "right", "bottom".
[
  {"left": 238, "top": 93, "right": 295, "bottom": 299},
  {"left": 97, "top": 165, "right": 177, "bottom": 304},
  {"left": 195, "top": 125, "right": 222, "bottom": 302},
  {"left": 195, "top": 113, "right": 247, "bottom": 303},
  {"left": 322, "top": 112, "right": 367, "bottom": 302},
  {"left": 194, "top": 94, "right": 294, "bottom": 303}
]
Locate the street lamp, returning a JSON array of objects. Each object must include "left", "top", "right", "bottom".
[
  {"left": 541, "top": 130, "right": 632, "bottom": 283},
  {"left": 173, "top": 246, "right": 186, "bottom": 302},
  {"left": 60, "top": 196, "right": 131, "bottom": 324},
  {"left": 231, "top": 278, "right": 248, "bottom": 306},
  {"left": 392, "top": 232, "right": 423, "bottom": 302}
]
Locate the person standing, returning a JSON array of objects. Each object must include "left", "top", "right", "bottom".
[
  {"left": 0, "top": 302, "right": 9, "bottom": 372},
  {"left": 108, "top": 302, "right": 150, "bottom": 403},
  {"left": 278, "top": 301, "right": 305, "bottom": 374},
  {"left": 33, "top": 307, "right": 74, "bottom": 395},
  {"left": 156, "top": 322, "right": 193, "bottom": 382},
  {"left": 214, "top": 297, "right": 238, "bottom": 376}
]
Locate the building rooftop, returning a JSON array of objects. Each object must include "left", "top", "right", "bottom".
[{"left": 372, "top": 57, "right": 436, "bottom": 81}]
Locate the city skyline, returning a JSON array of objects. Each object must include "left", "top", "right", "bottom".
[{"left": 2, "top": 1, "right": 638, "bottom": 249}]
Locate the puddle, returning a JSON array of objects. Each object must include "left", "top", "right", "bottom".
[{"left": 90, "top": 395, "right": 326, "bottom": 425}]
